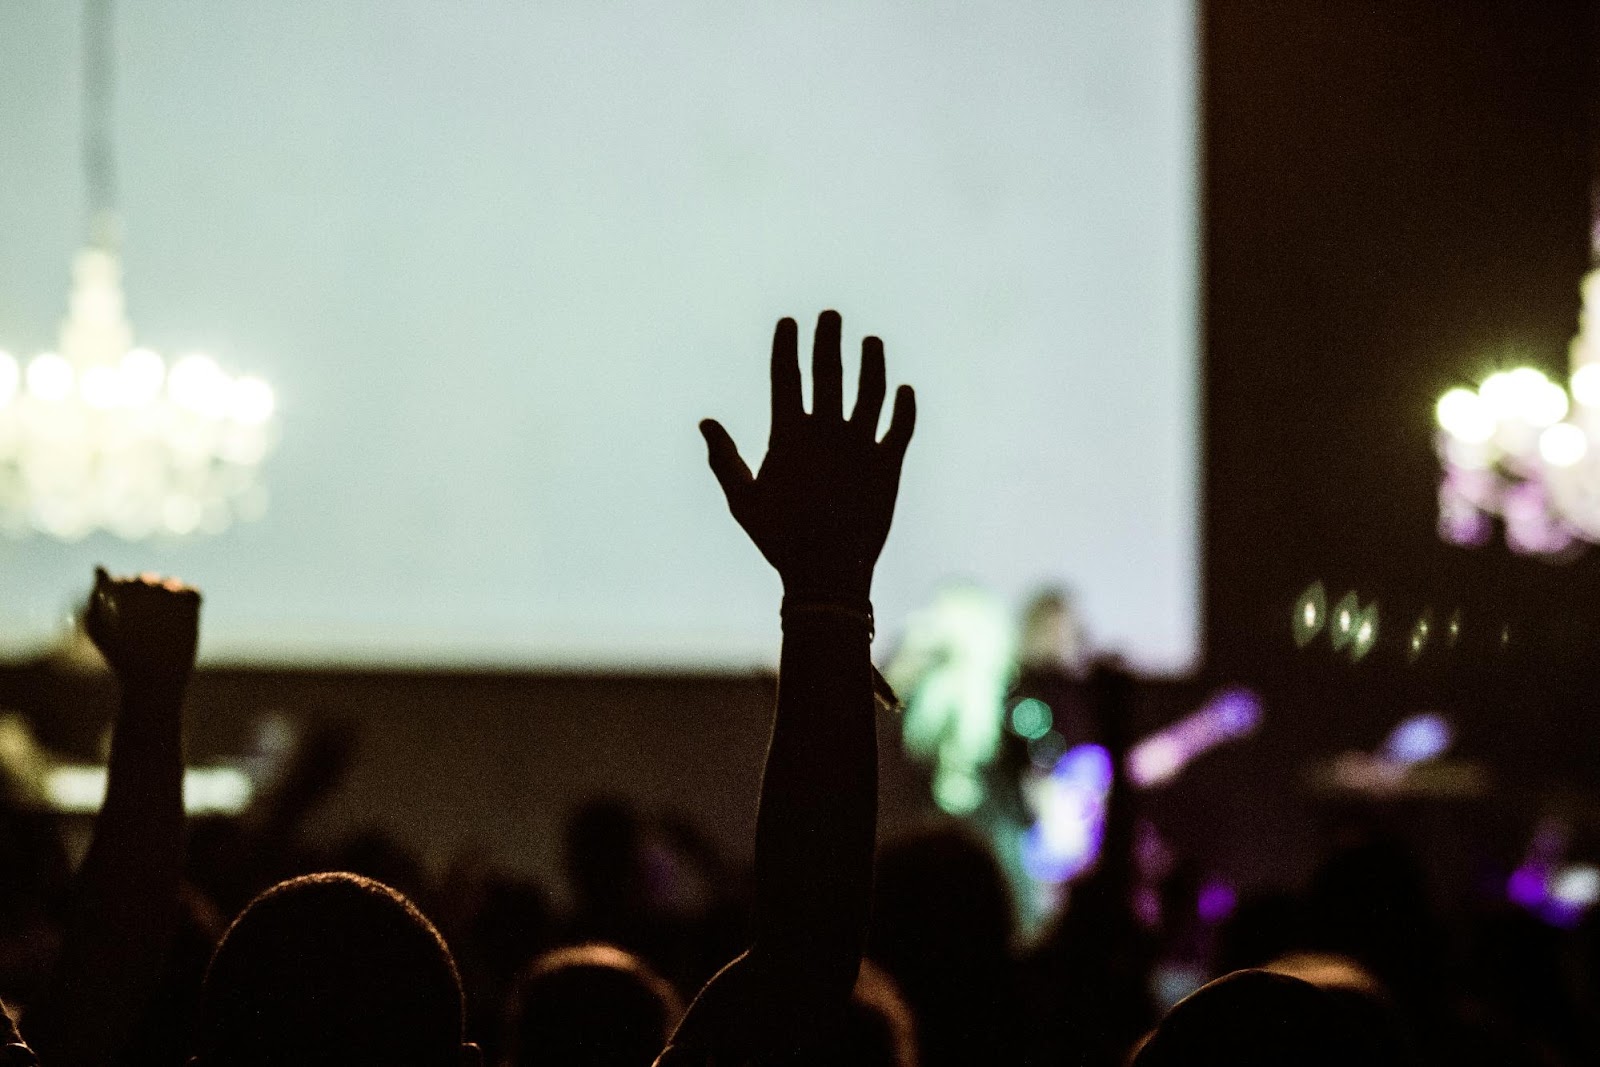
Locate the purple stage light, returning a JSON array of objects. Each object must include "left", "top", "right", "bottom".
[
  {"left": 1197, "top": 879, "right": 1237, "bottom": 923},
  {"left": 1128, "top": 687, "right": 1263, "bottom": 787}
]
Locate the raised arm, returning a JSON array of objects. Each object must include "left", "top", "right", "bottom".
[
  {"left": 28, "top": 568, "right": 200, "bottom": 1067},
  {"left": 661, "top": 311, "right": 915, "bottom": 1062}
]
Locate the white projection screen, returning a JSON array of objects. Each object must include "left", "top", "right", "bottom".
[{"left": 0, "top": 1, "right": 1197, "bottom": 673}]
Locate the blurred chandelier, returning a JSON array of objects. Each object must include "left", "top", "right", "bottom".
[
  {"left": 1434, "top": 222, "right": 1600, "bottom": 558},
  {"left": 0, "top": 0, "right": 277, "bottom": 542}
]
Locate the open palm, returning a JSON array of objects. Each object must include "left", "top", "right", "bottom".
[{"left": 700, "top": 310, "right": 916, "bottom": 602}]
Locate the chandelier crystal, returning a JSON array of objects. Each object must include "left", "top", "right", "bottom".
[{"left": 0, "top": 0, "right": 277, "bottom": 541}]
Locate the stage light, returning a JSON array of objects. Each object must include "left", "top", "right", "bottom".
[
  {"left": 1197, "top": 879, "right": 1237, "bottom": 922},
  {"left": 1436, "top": 388, "right": 1493, "bottom": 443},
  {"left": 1381, "top": 713, "right": 1452, "bottom": 765},
  {"left": 1010, "top": 697, "right": 1053, "bottom": 740},
  {"left": 1021, "top": 743, "right": 1112, "bottom": 884},
  {"left": 1128, "top": 687, "right": 1261, "bottom": 787},
  {"left": 1349, "top": 604, "right": 1378, "bottom": 662},
  {"left": 1292, "top": 581, "right": 1326, "bottom": 647},
  {"left": 1407, "top": 612, "right": 1431, "bottom": 662},
  {"left": 42, "top": 764, "right": 255, "bottom": 815},
  {"left": 1331, "top": 592, "right": 1358, "bottom": 650}
]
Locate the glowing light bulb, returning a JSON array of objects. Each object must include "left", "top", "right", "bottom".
[
  {"left": 168, "top": 354, "right": 229, "bottom": 417},
  {"left": 1540, "top": 422, "right": 1588, "bottom": 468},
  {"left": 0, "top": 351, "right": 18, "bottom": 407},
  {"left": 1436, "top": 388, "right": 1493, "bottom": 443},
  {"left": 1504, "top": 367, "right": 1554, "bottom": 423},
  {"left": 228, "top": 376, "right": 275, "bottom": 425},
  {"left": 1528, "top": 380, "right": 1570, "bottom": 427},
  {"left": 119, "top": 348, "right": 165, "bottom": 404},
  {"left": 1478, "top": 372, "right": 1517, "bottom": 420},
  {"left": 1572, "top": 364, "right": 1600, "bottom": 408},
  {"left": 26, "top": 353, "right": 73, "bottom": 401},
  {"left": 80, "top": 365, "right": 122, "bottom": 409}
]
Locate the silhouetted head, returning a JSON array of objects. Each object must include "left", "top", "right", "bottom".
[
  {"left": 1131, "top": 968, "right": 1414, "bottom": 1067},
  {"left": 504, "top": 944, "right": 680, "bottom": 1067},
  {"left": 1, "top": 997, "right": 34, "bottom": 1066},
  {"left": 193, "top": 872, "right": 472, "bottom": 1067},
  {"left": 871, "top": 824, "right": 1014, "bottom": 976},
  {"left": 824, "top": 961, "right": 919, "bottom": 1067}
]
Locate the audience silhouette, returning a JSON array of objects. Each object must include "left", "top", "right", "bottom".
[{"left": 0, "top": 312, "right": 1593, "bottom": 1067}]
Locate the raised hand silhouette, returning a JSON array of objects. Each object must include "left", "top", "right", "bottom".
[
  {"left": 28, "top": 567, "right": 201, "bottom": 1067},
  {"left": 85, "top": 566, "right": 202, "bottom": 690},
  {"left": 700, "top": 310, "right": 915, "bottom": 603},
  {"left": 663, "top": 312, "right": 918, "bottom": 1065}
]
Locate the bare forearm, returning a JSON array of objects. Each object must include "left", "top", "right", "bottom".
[
  {"left": 30, "top": 682, "right": 186, "bottom": 1067},
  {"left": 752, "top": 608, "right": 877, "bottom": 993}
]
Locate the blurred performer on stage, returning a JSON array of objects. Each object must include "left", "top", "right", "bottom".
[{"left": 886, "top": 584, "right": 1099, "bottom": 937}]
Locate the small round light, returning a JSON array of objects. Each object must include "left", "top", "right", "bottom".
[
  {"left": 119, "top": 348, "right": 165, "bottom": 404},
  {"left": 1010, "top": 698, "right": 1053, "bottom": 741},
  {"left": 1500, "top": 367, "right": 1554, "bottom": 423},
  {"left": 1478, "top": 371, "right": 1517, "bottom": 419},
  {"left": 80, "top": 365, "right": 122, "bottom": 409},
  {"left": 168, "top": 354, "right": 229, "bottom": 417},
  {"left": 1572, "top": 364, "right": 1600, "bottom": 408},
  {"left": 26, "top": 353, "right": 74, "bottom": 401},
  {"left": 1436, "top": 388, "right": 1494, "bottom": 443},
  {"left": 228, "top": 376, "right": 275, "bottom": 425},
  {"left": 1540, "top": 422, "right": 1588, "bottom": 468},
  {"left": 1526, "top": 380, "right": 1570, "bottom": 427}
]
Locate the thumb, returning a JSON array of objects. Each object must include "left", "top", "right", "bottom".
[{"left": 699, "top": 419, "right": 754, "bottom": 508}]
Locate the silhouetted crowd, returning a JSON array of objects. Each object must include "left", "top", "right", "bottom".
[{"left": 2, "top": 314, "right": 1599, "bottom": 1066}]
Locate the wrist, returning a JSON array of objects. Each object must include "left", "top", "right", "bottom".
[
  {"left": 780, "top": 595, "right": 875, "bottom": 638},
  {"left": 117, "top": 670, "right": 191, "bottom": 706},
  {"left": 780, "top": 566, "right": 873, "bottom": 606}
]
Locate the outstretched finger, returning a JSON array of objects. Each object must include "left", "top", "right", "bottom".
[
  {"left": 770, "top": 317, "right": 802, "bottom": 442},
  {"left": 850, "top": 335, "right": 886, "bottom": 435},
  {"left": 880, "top": 384, "right": 916, "bottom": 464},
  {"left": 812, "top": 309, "right": 843, "bottom": 421},
  {"left": 700, "top": 419, "right": 755, "bottom": 509}
]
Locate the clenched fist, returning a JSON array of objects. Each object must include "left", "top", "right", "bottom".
[{"left": 84, "top": 567, "right": 202, "bottom": 688}]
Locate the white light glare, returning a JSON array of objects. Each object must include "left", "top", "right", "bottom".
[
  {"left": 1436, "top": 388, "right": 1494, "bottom": 443},
  {"left": 228, "top": 376, "right": 275, "bottom": 425},
  {"left": 1540, "top": 423, "right": 1589, "bottom": 468},
  {"left": 168, "top": 354, "right": 231, "bottom": 417},
  {"left": 43, "top": 764, "right": 255, "bottom": 814},
  {"left": 26, "top": 353, "right": 74, "bottom": 401},
  {"left": 1571, "top": 364, "right": 1600, "bottom": 408},
  {"left": 119, "top": 347, "right": 165, "bottom": 403},
  {"left": 1552, "top": 865, "right": 1600, "bottom": 908},
  {"left": 80, "top": 365, "right": 122, "bottom": 409}
]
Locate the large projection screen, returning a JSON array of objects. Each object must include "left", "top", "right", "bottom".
[{"left": 0, "top": 1, "right": 1198, "bottom": 673}]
